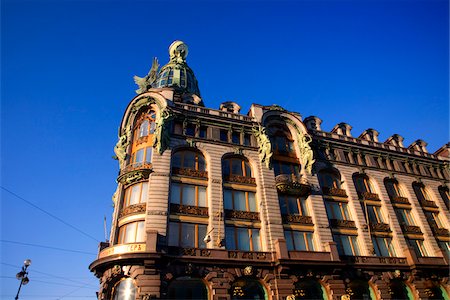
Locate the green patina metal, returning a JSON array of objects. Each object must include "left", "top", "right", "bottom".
[
  {"left": 133, "top": 57, "right": 160, "bottom": 94},
  {"left": 113, "top": 125, "right": 132, "bottom": 167},
  {"left": 252, "top": 124, "right": 272, "bottom": 169},
  {"left": 297, "top": 130, "right": 315, "bottom": 175},
  {"left": 153, "top": 108, "right": 175, "bottom": 154}
]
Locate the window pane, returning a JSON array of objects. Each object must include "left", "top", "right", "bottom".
[
  {"left": 325, "top": 202, "right": 334, "bottom": 219},
  {"left": 184, "top": 152, "right": 195, "bottom": 169},
  {"left": 293, "top": 231, "right": 307, "bottom": 251},
  {"left": 224, "top": 189, "right": 233, "bottom": 210},
  {"left": 149, "top": 121, "right": 156, "bottom": 134},
  {"left": 172, "top": 153, "right": 181, "bottom": 168},
  {"left": 299, "top": 198, "right": 309, "bottom": 215},
  {"left": 333, "top": 203, "right": 344, "bottom": 220},
  {"left": 168, "top": 222, "right": 179, "bottom": 246},
  {"left": 135, "top": 149, "right": 144, "bottom": 163},
  {"left": 341, "top": 236, "right": 353, "bottom": 255},
  {"left": 198, "top": 156, "right": 205, "bottom": 171},
  {"left": 181, "top": 223, "right": 195, "bottom": 248},
  {"left": 170, "top": 183, "right": 181, "bottom": 204},
  {"left": 306, "top": 233, "right": 315, "bottom": 251},
  {"left": 244, "top": 162, "right": 252, "bottom": 177},
  {"left": 350, "top": 236, "right": 360, "bottom": 255},
  {"left": 129, "top": 185, "right": 140, "bottom": 205},
  {"left": 183, "top": 185, "right": 195, "bottom": 206},
  {"left": 288, "top": 197, "right": 300, "bottom": 214},
  {"left": 140, "top": 183, "right": 148, "bottom": 204},
  {"left": 342, "top": 203, "right": 351, "bottom": 220},
  {"left": 198, "top": 186, "right": 206, "bottom": 207},
  {"left": 234, "top": 191, "right": 247, "bottom": 211},
  {"left": 251, "top": 229, "right": 261, "bottom": 251},
  {"left": 145, "top": 147, "right": 152, "bottom": 163},
  {"left": 223, "top": 161, "right": 230, "bottom": 176},
  {"left": 198, "top": 225, "right": 207, "bottom": 248},
  {"left": 136, "top": 221, "right": 145, "bottom": 242},
  {"left": 124, "top": 223, "right": 136, "bottom": 243},
  {"left": 279, "top": 196, "right": 288, "bottom": 215},
  {"left": 237, "top": 228, "right": 250, "bottom": 251},
  {"left": 285, "top": 231, "right": 294, "bottom": 251},
  {"left": 248, "top": 192, "right": 257, "bottom": 212},
  {"left": 139, "top": 120, "right": 149, "bottom": 137},
  {"left": 226, "top": 227, "right": 236, "bottom": 250},
  {"left": 231, "top": 159, "right": 243, "bottom": 176}
]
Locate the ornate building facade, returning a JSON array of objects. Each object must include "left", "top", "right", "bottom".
[{"left": 90, "top": 41, "right": 450, "bottom": 300}]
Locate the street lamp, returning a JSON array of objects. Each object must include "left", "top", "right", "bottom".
[{"left": 15, "top": 259, "right": 31, "bottom": 300}]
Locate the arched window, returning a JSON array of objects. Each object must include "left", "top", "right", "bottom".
[
  {"left": 129, "top": 109, "right": 156, "bottom": 169},
  {"left": 112, "top": 278, "right": 136, "bottom": 300},
  {"left": 270, "top": 125, "right": 295, "bottom": 156},
  {"left": 279, "top": 195, "right": 308, "bottom": 216},
  {"left": 438, "top": 186, "right": 450, "bottom": 209},
  {"left": 172, "top": 149, "right": 206, "bottom": 175},
  {"left": 318, "top": 170, "right": 342, "bottom": 189},
  {"left": 230, "top": 279, "right": 266, "bottom": 300},
  {"left": 389, "top": 280, "right": 414, "bottom": 300},
  {"left": 384, "top": 179, "right": 405, "bottom": 200},
  {"left": 353, "top": 174, "right": 379, "bottom": 201},
  {"left": 412, "top": 182, "right": 433, "bottom": 203},
  {"left": 223, "top": 156, "right": 253, "bottom": 179},
  {"left": 123, "top": 182, "right": 148, "bottom": 208},
  {"left": 294, "top": 279, "right": 326, "bottom": 300},
  {"left": 117, "top": 221, "right": 145, "bottom": 244},
  {"left": 167, "top": 277, "right": 208, "bottom": 300},
  {"left": 346, "top": 280, "right": 376, "bottom": 300}
]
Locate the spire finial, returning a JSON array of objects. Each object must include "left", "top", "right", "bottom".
[{"left": 169, "top": 40, "right": 188, "bottom": 62}]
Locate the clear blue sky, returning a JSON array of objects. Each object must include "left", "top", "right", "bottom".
[{"left": 1, "top": 0, "right": 448, "bottom": 298}]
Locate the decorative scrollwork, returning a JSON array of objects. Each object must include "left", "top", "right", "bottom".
[
  {"left": 120, "top": 203, "right": 146, "bottom": 218},
  {"left": 170, "top": 204, "right": 208, "bottom": 216},
  {"left": 322, "top": 187, "right": 348, "bottom": 198},
  {"left": 282, "top": 214, "right": 313, "bottom": 225},
  {"left": 329, "top": 219, "right": 356, "bottom": 229},
  {"left": 172, "top": 167, "right": 208, "bottom": 178},
  {"left": 225, "top": 209, "right": 260, "bottom": 220}
]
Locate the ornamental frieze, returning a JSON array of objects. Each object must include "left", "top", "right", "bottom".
[
  {"left": 119, "top": 203, "right": 146, "bottom": 218},
  {"left": 119, "top": 162, "right": 152, "bottom": 176},
  {"left": 431, "top": 226, "right": 449, "bottom": 237},
  {"left": 369, "top": 222, "right": 391, "bottom": 232},
  {"left": 275, "top": 174, "right": 311, "bottom": 196},
  {"left": 359, "top": 192, "right": 380, "bottom": 201},
  {"left": 391, "top": 196, "right": 410, "bottom": 205},
  {"left": 420, "top": 200, "right": 438, "bottom": 208},
  {"left": 401, "top": 224, "right": 422, "bottom": 234}
]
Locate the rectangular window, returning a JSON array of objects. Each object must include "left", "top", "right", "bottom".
[
  {"left": 408, "top": 239, "right": 429, "bottom": 257},
  {"left": 186, "top": 124, "right": 196, "bottom": 136},
  {"left": 168, "top": 222, "right": 207, "bottom": 248},
  {"left": 279, "top": 195, "right": 309, "bottom": 216},
  {"left": 439, "top": 241, "right": 450, "bottom": 255},
  {"left": 243, "top": 134, "right": 251, "bottom": 146},
  {"left": 333, "top": 234, "right": 360, "bottom": 256},
  {"left": 223, "top": 189, "right": 257, "bottom": 212},
  {"left": 372, "top": 237, "right": 396, "bottom": 257},
  {"left": 220, "top": 129, "right": 228, "bottom": 142},
  {"left": 284, "top": 230, "right": 315, "bottom": 251},
  {"left": 232, "top": 132, "right": 241, "bottom": 144},
  {"left": 170, "top": 183, "right": 207, "bottom": 207},
  {"left": 424, "top": 211, "right": 444, "bottom": 228},
  {"left": 395, "top": 208, "right": 415, "bottom": 226},
  {"left": 173, "top": 121, "right": 183, "bottom": 135},
  {"left": 226, "top": 226, "right": 261, "bottom": 251},
  {"left": 325, "top": 201, "right": 351, "bottom": 220},
  {"left": 365, "top": 205, "right": 385, "bottom": 224},
  {"left": 199, "top": 126, "right": 207, "bottom": 138}
]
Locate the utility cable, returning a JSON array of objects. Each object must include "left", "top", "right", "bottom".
[
  {"left": 1, "top": 262, "right": 98, "bottom": 288},
  {"left": 0, "top": 186, "right": 100, "bottom": 242},
  {"left": 1, "top": 240, "right": 97, "bottom": 255},
  {"left": 0, "top": 276, "right": 95, "bottom": 289}
]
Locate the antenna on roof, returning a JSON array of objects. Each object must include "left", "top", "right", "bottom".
[{"left": 103, "top": 216, "right": 109, "bottom": 242}]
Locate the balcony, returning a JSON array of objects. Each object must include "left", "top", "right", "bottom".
[
  {"left": 288, "top": 251, "right": 332, "bottom": 262},
  {"left": 401, "top": 224, "right": 422, "bottom": 234},
  {"left": 223, "top": 174, "right": 256, "bottom": 185},
  {"left": 170, "top": 204, "right": 208, "bottom": 217},
  {"left": 275, "top": 174, "right": 311, "bottom": 196},
  {"left": 171, "top": 167, "right": 208, "bottom": 179},
  {"left": 420, "top": 200, "right": 438, "bottom": 208},
  {"left": 282, "top": 214, "right": 313, "bottom": 225},
  {"left": 430, "top": 226, "right": 449, "bottom": 237},
  {"left": 225, "top": 209, "right": 260, "bottom": 221},
  {"left": 119, "top": 162, "right": 152, "bottom": 176},
  {"left": 391, "top": 196, "right": 410, "bottom": 205},
  {"left": 322, "top": 187, "right": 348, "bottom": 198},
  {"left": 98, "top": 243, "right": 146, "bottom": 259},
  {"left": 358, "top": 192, "right": 380, "bottom": 201},
  {"left": 369, "top": 222, "right": 391, "bottom": 232},
  {"left": 119, "top": 203, "right": 146, "bottom": 218},
  {"left": 329, "top": 219, "right": 356, "bottom": 229}
]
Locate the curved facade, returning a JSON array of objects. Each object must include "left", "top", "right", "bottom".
[{"left": 90, "top": 41, "right": 450, "bottom": 300}]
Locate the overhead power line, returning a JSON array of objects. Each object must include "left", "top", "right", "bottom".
[
  {"left": 1, "top": 240, "right": 97, "bottom": 255},
  {"left": 0, "top": 186, "right": 100, "bottom": 242},
  {"left": 0, "top": 276, "right": 96, "bottom": 289}
]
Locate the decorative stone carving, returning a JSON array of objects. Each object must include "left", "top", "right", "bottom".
[
  {"left": 420, "top": 200, "right": 438, "bottom": 208},
  {"left": 322, "top": 187, "right": 348, "bottom": 198},
  {"left": 225, "top": 209, "right": 260, "bottom": 221},
  {"left": 401, "top": 224, "right": 422, "bottom": 234},
  {"left": 391, "top": 196, "right": 410, "bottom": 205},
  {"left": 297, "top": 131, "right": 315, "bottom": 174},
  {"left": 118, "top": 169, "right": 150, "bottom": 185},
  {"left": 172, "top": 167, "right": 208, "bottom": 179},
  {"left": 133, "top": 57, "right": 160, "bottom": 94},
  {"left": 252, "top": 125, "right": 272, "bottom": 168},
  {"left": 120, "top": 162, "right": 152, "bottom": 176},
  {"left": 282, "top": 214, "right": 313, "bottom": 225},
  {"left": 431, "top": 226, "right": 449, "bottom": 237},
  {"left": 153, "top": 108, "right": 175, "bottom": 154},
  {"left": 170, "top": 204, "right": 208, "bottom": 216},
  {"left": 223, "top": 175, "right": 256, "bottom": 185},
  {"left": 114, "top": 126, "right": 132, "bottom": 167},
  {"left": 120, "top": 203, "right": 146, "bottom": 218},
  {"left": 330, "top": 219, "right": 356, "bottom": 229},
  {"left": 369, "top": 222, "right": 391, "bottom": 232},
  {"left": 359, "top": 192, "right": 380, "bottom": 201},
  {"left": 243, "top": 266, "right": 253, "bottom": 276}
]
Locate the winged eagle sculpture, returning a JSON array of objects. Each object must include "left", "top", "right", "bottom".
[{"left": 133, "top": 57, "right": 160, "bottom": 94}]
